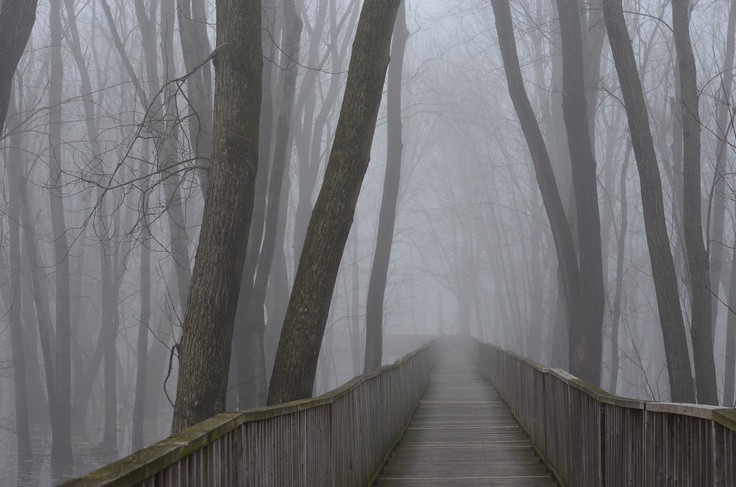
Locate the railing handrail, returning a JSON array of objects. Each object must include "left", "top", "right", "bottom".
[
  {"left": 62, "top": 340, "right": 443, "bottom": 486},
  {"left": 487, "top": 341, "right": 736, "bottom": 422}
]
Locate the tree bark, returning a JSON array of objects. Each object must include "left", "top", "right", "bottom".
[
  {"left": 5, "top": 92, "right": 32, "bottom": 461},
  {"left": 0, "top": 0, "right": 38, "bottom": 133},
  {"left": 364, "top": 0, "right": 408, "bottom": 373},
  {"left": 555, "top": 0, "right": 605, "bottom": 385},
  {"left": 47, "top": 0, "right": 73, "bottom": 462},
  {"left": 268, "top": 0, "right": 400, "bottom": 405},
  {"left": 602, "top": 0, "right": 695, "bottom": 402},
  {"left": 672, "top": 0, "right": 718, "bottom": 405},
  {"left": 171, "top": 0, "right": 262, "bottom": 433}
]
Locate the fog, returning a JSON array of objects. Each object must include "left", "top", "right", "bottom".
[{"left": 1, "top": 0, "right": 735, "bottom": 484}]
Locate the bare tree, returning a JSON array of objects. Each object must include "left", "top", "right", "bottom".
[
  {"left": 364, "top": 0, "right": 408, "bottom": 373},
  {"left": 672, "top": 0, "right": 718, "bottom": 405},
  {"left": 4, "top": 92, "right": 32, "bottom": 461},
  {"left": 47, "top": 0, "right": 73, "bottom": 462},
  {"left": 171, "top": 0, "right": 262, "bottom": 433},
  {"left": 268, "top": 0, "right": 401, "bottom": 404},
  {"left": 602, "top": 0, "right": 695, "bottom": 402},
  {"left": 0, "top": 0, "right": 38, "bottom": 133},
  {"left": 555, "top": 0, "right": 604, "bottom": 384}
]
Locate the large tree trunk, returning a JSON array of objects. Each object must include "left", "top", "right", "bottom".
[
  {"left": 268, "top": 0, "right": 401, "bottom": 405},
  {"left": 171, "top": 0, "right": 262, "bottom": 433},
  {"left": 47, "top": 0, "right": 73, "bottom": 462},
  {"left": 363, "top": 0, "right": 408, "bottom": 373},
  {"left": 672, "top": 0, "right": 718, "bottom": 405},
  {"left": 0, "top": 0, "right": 38, "bottom": 133},
  {"left": 555, "top": 0, "right": 604, "bottom": 385},
  {"left": 602, "top": 0, "right": 695, "bottom": 402}
]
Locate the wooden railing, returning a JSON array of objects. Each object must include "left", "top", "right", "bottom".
[
  {"left": 475, "top": 340, "right": 736, "bottom": 486},
  {"left": 63, "top": 341, "right": 441, "bottom": 486}
]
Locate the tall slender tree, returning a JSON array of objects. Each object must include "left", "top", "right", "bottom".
[
  {"left": 47, "top": 0, "right": 73, "bottom": 462},
  {"left": 5, "top": 92, "right": 32, "bottom": 462},
  {"left": 490, "top": 0, "right": 587, "bottom": 382},
  {"left": 268, "top": 0, "right": 401, "bottom": 404},
  {"left": 555, "top": 0, "right": 604, "bottom": 383},
  {"left": 672, "top": 0, "right": 718, "bottom": 405},
  {"left": 364, "top": 0, "right": 409, "bottom": 373},
  {"left": 602, "top": 0, "right": 695, "bottom": 402}
]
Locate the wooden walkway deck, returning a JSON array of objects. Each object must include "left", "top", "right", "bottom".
[{"left": 376, "top": 352, "right": 558, "bottom": 486}]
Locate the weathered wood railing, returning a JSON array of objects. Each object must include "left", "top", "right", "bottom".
[
  {"left": 475, "top": 340, "right": 736, "bottom": 486},
  {"left": 64, "top": 340, "right": 441, "bottom": 486}
]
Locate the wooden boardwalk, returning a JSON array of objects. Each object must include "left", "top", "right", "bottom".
[{"left": 376, "top": 352, "right": 558, "bottom": 486}]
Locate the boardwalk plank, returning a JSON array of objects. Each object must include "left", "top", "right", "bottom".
[{"left": 376, "top": 352, "right": 558, "bottom": 486}]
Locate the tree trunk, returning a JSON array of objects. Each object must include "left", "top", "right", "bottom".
[
  {"left": 47, "top": 0, "right": 73, "bottom": 462},
  {"left": 171, "top": 0, "right": 262, "bottom": 433},
  {"left": 724, "top": 235, "right": 736, "bottom": 406},
  {"left": 709, "top": 0, "right": 736, "bottom": 344},
  {"left": 555, "top": 0, "right": 604, "bottom": 385},
  {"left": 672, "top": 0, "right": 718, "bottom": 405},
  {"left": 5, "top": 93, "right": 32, "bottom": 461},
  {"left": 132, "top": 139, "right": 152, "bottom": 452},
  {"left": 232, "top": 0, "right": 279, "bottom": 409},
  {"left": 490, "top": 0, "right": 580, "bottom": 374},
  {"left": 176, "top": 0, "right": 213, "bottom": 192},
  {"left": 602, "top": 0, "right": 695, "bottom": 402},
  {"left": 240, "top": 0, "right": 302, "bottom": 408},
  {"left": 0, "top": 0, "right": 38, "bottom": 133},
  {"left": 349, "top": 233, "right": 363, "bottom": 375},
  {"left": 268, "top": 0, "right": 401, "bottom": 405},
  {"left": 610, "top": 144, "right": 631, "bottom": 395},
  {"left": 364, "top": 0, "right": 408, "bottom": 373}
]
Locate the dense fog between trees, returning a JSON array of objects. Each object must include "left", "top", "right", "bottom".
[{"left": 1, "top": 0, "right": 736, "bottom": 483}]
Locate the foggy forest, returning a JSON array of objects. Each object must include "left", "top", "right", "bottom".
[{"left": 1, "top": 0, "right": 736, "bottom": 485}]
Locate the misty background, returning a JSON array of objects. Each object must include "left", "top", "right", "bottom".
[{"left": 1, "top": 0, "right": 735, "bottom": 484}]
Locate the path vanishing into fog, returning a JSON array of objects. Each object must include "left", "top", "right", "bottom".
[{"left": 376, "top": 352, "right": 557, "bottom": 486}]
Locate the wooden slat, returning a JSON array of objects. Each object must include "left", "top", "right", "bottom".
[{"left": 376, "top": 352, "right": 558, "bottom": 487}]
